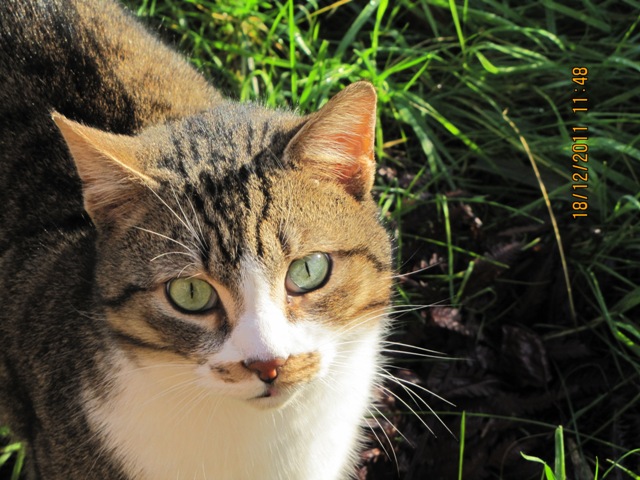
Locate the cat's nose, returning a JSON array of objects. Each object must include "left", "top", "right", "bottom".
[{"left": 244, "top": 357, "right": 288, "bottom": 383}]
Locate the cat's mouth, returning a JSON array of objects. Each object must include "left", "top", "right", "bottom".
[
  {"left": 254, "top": 385, "right": 282, "bottom": 400},
  {"left": 249, "top": 386, "right": 295, "bottom": 409},
  {"left": 257, "top": 387, "right": 276, "bottom": 398},
  {"left": 255, "top": 389, "right": 278, "bottom": 398}
]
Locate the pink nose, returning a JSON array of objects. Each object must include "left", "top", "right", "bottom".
[{"left": 245, "top": 357, "right": 288, "bottom": 383}]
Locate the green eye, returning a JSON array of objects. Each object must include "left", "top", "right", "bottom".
[
  {"left": 285, "top": 253, "right": 331, "bottom": 293},
  {"left": 166, "top": 278, "right": 218, "bottom": 313}
]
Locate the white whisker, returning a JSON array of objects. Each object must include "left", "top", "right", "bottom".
[
  {"left": 367, "top": 401, "right": 412, "bottom": 448},
  {"left": 377, "top": 370, "right": 454, "bottom": 438},
  {"left": 375, "top": 382, "right": 436, "bottom": 436},
  {"left": 134, "top": 226, "right": 195, "bottom": 257},
  {"left": 150, "top": 251, "right": 197, "bottom": 262},
  {"left": 185, "top": 192, "right": 207, "bottom": 252},
  {"left": 380, "top": 340, "right": 447, "bottom": 357},
  {"left": 381, "top": 348, "right": 447, "bottom": 360},
  {"left": 169, "top": 184, "right": 207, "bottom": 255},
  {"left": 380, "top": 369, "right": 455, "bottom": 407},
  {"left": 389, "top": 263, "right": 441, "bottom": 280},
  {"left": 364, "top": 405, "right": 399, "bottom": 471},
  {"left": 143, "top": 183, "right": 203, "bottom": 255}
]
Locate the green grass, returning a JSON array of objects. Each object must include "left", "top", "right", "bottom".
[
  {"left": 521, "top": 426, "right": 640, "bottom": 480},
  {"left": 2, "top": 0, "right": 640, "bottom": 478},
  {"left": 0, "top": 426, "right": 25, "bottom": 480}
]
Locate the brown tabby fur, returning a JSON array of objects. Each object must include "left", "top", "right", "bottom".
[{"left": 0, "top": 0, "right": 393, "bottom": 478}]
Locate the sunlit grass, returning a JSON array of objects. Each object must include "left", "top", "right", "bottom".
[{"left": 2, "top": 0, "right": 639, "bottom": 478}]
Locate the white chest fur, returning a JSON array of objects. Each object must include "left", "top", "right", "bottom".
[{"left": 84, "top": 328, "right": 382, "bottom": 480}]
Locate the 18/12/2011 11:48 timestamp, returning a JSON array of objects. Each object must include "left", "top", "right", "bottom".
[{"left": 571, "top": 66, "right": 589, "bottom": 219}]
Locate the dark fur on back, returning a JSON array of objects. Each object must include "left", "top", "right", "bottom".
[
  {"left": 0, "top": 1, "right": 220, "bottom": 476},
  {"left": 0, "top": 0, "right": 220, "bottom": 250}
]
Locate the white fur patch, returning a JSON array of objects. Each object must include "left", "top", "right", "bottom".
[
  {"left": 213, "top": 259, "right": 330, "bottom": 370},
  {"left": 84, "top": 257, "right": 385, "bottom": 480}
]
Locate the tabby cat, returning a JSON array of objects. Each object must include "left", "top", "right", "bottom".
[{"left": 0, "top": 1, "right": 393, "bottom": 479}]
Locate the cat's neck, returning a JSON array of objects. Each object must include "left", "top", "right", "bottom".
[{"left": 84, "top": 326, "right": 384, "bottom": 480}]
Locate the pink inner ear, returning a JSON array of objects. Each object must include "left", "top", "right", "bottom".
[
  {"left": 52, "top": 112, "right": 154, "bottom": 228},
  {"left": 284, "top": 82, "right": 378, "bottom": 198},
  {"left": 329, "top": 107, "right": 376, "bottom": 195},
  {"left": 332, "top": 133, "right": 368, "bottom": 175},
  {"left": 330, "top": 139, "right": 372, "bottom": 192},
  {"left": 339, "top": 128, "right": 373, "bottom": 157}
]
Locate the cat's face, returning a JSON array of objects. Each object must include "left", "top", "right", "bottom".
[{"left": 55, "top": 82, "right": 392, "bottom": 408}]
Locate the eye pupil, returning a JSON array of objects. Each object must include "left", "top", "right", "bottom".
[
  {"left": 167, "top": 278, "right": 217, "bottom": 313},
  {"left": 285, "top": 253, "right": 331, "bottom": 294}
]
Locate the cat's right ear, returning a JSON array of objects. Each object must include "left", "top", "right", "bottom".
[
  {"left": 283, "top": 82, "right": 377, "bottom": 200},
  {"left": 52, "top": 112, "right": 157, "bottom": 230}
]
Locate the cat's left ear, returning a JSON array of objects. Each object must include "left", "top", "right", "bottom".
[
  {"left": 52, "top": 113, "right": 157, "bottom": 230},
  {"left": 284, "top": 82, "right": 377, "bottom": 200}
]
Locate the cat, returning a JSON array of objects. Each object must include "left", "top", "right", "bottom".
[{"left": 0, "top": 1, "right": 393, "bottom": 479}]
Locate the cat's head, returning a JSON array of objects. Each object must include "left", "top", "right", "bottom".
[{"left": 54, "top": 82, "right": 392, "bottom": 408}]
